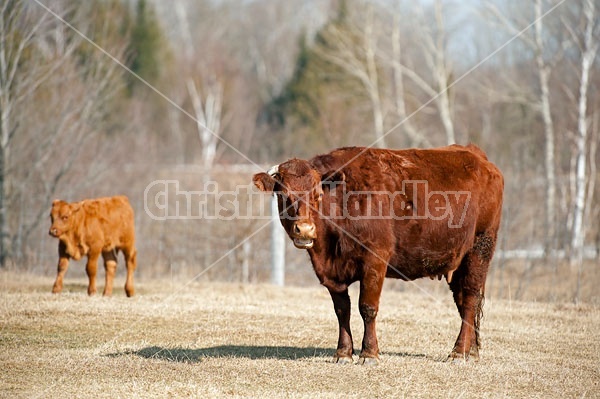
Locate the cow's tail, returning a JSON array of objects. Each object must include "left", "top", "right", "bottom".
[{"left": 475, "top": 286, "right": 485, "bottom": 349}]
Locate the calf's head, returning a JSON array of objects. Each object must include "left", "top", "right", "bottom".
[
  {"left": 49, "top": 200, "right": 80, "bottom": 238},
  {"left": 253, "top": 159, "right": 344, "bottom": 249}
]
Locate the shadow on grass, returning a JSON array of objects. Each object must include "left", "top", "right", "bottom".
[
  {"left": 109, "top": 345, "right": 429, "bottom": 363},
  {"left": 113, "top": 345, "right": 333, "bottom": 362}
]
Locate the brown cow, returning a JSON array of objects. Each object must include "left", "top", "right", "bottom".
[
  {"left": 49, "top": 195, "right": 137, "bottom": 297},
  {"left": 253, "top": 144, "right": 503, "bottom": 364}
]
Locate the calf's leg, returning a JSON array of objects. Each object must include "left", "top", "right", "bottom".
[
  {"left": 102, "top": 250, "right": 118, "bottom": 297},
  {"left": 52, "top": 242, "right": 70, "bottom": 294},
  {"left": 123, "top": 247, "right": 137, "bottom": 297},
  {"left": 86, "top": 252, "right": 100, "bottom": 296},
  {"left": 329, "top": 288, "right": 353, "bottom": 364}
]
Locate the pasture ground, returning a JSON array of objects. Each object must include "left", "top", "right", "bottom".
[{"left": 1, "top": 271, "right": 598, "bottom": 398}]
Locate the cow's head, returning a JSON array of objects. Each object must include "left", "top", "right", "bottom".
[
  {"left": 253, "top": 159, "right": 344, "bottom": 249},
  {"left": 49, "top": 200, "right": 81, "bottom": 238}
]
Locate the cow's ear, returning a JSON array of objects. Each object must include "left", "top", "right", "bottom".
[
  {"left": 253, "top": 172, "right": 276, "bottom": 193},
  {"left": 321, "top": 170, "right": 345, "bottom": 185}
]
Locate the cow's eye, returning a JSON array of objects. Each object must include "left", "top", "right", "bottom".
[
  {"left": 62, "top": 215, "right": 68, "bottom": 221},
  {"left": 285, "top": 196, "right": 298, "bottom": 212}
]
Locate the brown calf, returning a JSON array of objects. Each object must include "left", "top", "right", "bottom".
[
  {"left": 49, "top": 195, "right": 137, "bottom": 297},
  {"left": 253, "top": 144, "right": 504, "bottom": 364}
]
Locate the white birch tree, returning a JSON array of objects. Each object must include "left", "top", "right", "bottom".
[
  {"left": 389, "top": 8, "right": 432, "bottom": 148},
  {"left": 382, "top": 0, "right": 456, "bottom": 145},
  {"left": 175, "top": 2, "right": 225, "bottom": 177},
  {"left": 483, "top": 0, "right": 560, "bottom": 253},
  {"left": 313, "top": 2, "right": 387, "bottom": 148},
  {"left": 186, "top": 78, "right": 223, "bottom": 174},
  {"left": 569, "top": 0, "right": 597, "bottom": 285},
  {"left": 534, "top": 0, "right": 558, "bottom": 254}
]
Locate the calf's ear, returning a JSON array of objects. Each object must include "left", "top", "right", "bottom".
[
  {"left": 70, "top": 201, "right": 83, "bottom": 213},
  {"left": 253, "top": 172, "right": 276, "bottom": 193}
]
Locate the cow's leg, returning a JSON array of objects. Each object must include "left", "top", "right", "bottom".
[
  {"left": 449, "top": 236, "right": 493, "bottom": 362},
  {"left": 122, "top": 247, "right": 137, "bottom": 297},
  {"left": 329, "top": 288, "right": 353, "bottom": 364},
  {"left": 85, "top": 251, "right": 100, "bottom": 296},
  {"left": 358, "top": 266, "right": 385, "bottom": 365},
  {"left": 102, "top": 250, "right": 118, "bottom": 297},
  {"left": 52, "top": 242, "right": 70, "bottom": 294}
]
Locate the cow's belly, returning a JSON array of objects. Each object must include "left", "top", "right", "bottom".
[
  {"left": 385, "top": 258, "right": 452, "bottom": 280},
  {"left": 387, "top": 222, "right": 474, "bottom": 280}
]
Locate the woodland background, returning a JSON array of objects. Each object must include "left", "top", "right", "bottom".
[{"left": 1, "top": 0, "right": 598, "bottom": 302}]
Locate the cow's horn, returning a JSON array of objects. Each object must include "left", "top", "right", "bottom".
[{"left": 267, "top": 164, "right": 279, "bottom": 176}]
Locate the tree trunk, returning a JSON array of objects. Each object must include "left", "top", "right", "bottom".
[
  {"left": 0, "top": 144, "right": 8, "bottom": 268},
  {"left": 434, "top": 0, "right": 455, "bottom": 145},
  {"left": 391, "top": 12, "right": 431, "bottom": 148},
  {"left": 534, "top": 0, "right": 556, "bottom": 254},
  {"left": 571, "top": 0, "right": 597, "bottom": 302},
  {"left": 364, "top": 4, "right": 385, "bottom": 148},
  {"left": 0, "top": 5, "right": 10, "bottom": 268},
  {"left": 186, "top": 78, "right": 222, "bottom": 180}
]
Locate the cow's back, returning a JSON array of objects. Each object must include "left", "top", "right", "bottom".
[
  {"left": 311, "top": 144, "right": 502, "bottom": 205},
  {"left": 310, "top": 145, "right": 503, "bottom": 280}
]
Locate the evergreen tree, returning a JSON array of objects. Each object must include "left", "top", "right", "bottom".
[
  {"left": 128, "top": 0, "right": 163, "bottom": 89},
  {"left": 261, "top": 0, "right": 366, "bottom": 156}
]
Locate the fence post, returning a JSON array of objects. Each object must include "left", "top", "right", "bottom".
[
  {"left": 271, "top": 195, "right": 285, "bottom": 286},
  {"left": 242, "top": 240, "right": 250, "bottom": 284}
]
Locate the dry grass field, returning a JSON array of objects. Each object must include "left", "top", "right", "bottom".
[{"left": 1, "top": 271, "right": 599, "bottom": 398}]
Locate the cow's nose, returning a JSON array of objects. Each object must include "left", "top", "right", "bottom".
[
  {"left": 293, "top": 222, "right": 316, "bottom": 238},
  {"left": 49, "top": 228, "right": 57, "bottom": 237}
]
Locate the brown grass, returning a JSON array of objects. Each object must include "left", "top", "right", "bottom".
[{"left": 1, "top": 271, "right": 599, "bottom": 398}]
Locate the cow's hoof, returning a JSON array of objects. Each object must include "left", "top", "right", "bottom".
[
  {"left": 358, "top": 357, "right": 379, "bottom": 366},
  {"left": 449, "top": 356, "right": 467, "bottom": 365},
  {"left": 333, "top": 356, "right": 353, "bottom": 365},
  {"left": 51, "top": 286, "right": 62, "bottom": 294},
  {"left": 469, "top": 349, "right": 480, "bottom": 362},
  {"left": 447, "top": 347, "right": 479, "bottom": 363},
  {"left": 447, "top": 352, "right": 468, "bottom": 364}
]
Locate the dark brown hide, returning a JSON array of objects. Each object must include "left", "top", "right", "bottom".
[
  {"left": 253, "top": 144, "right": 503, "bottom": 363},
  {"left": 49, "top": 195, "right": 137, "bottom": 297}
]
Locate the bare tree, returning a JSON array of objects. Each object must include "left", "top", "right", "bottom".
[
  {"left": 0, "top": 1, "right": 56, "bottom": 266},
  {"left": 389, "top": 9, "right": 432, "bottom": 148},
  {"left": 534, "top": 0, "right": 558, "bottom": 254},
  {"left": 483, "top": 0, "right": 561, "bottom": 253},
  {"left": 382, "top": 0, "right": 456, "bottom": 145},
  {"left": 186, "top": 78, "right": 223, "bottom": 173},
  {"left": 174, "top": 1, "right": 226, "bottom": 175},
  {"left": 569, "top": 0, "right": 597, "bottom": 300},
  {"left": 0, "top": 1, "right": 128, "bottom": 266},
  {"left": 314, "top": 1, "right": 387, "bottom": 148}
]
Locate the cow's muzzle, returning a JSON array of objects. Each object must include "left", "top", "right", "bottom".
[
  {"left": 49, "top": 228, "right": 60, "bottom": 237},
  {"left": 291, "top": 222, "right": 316, "bottom": 249}
]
